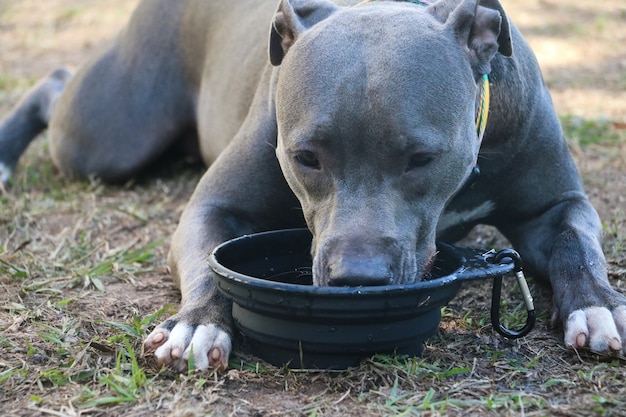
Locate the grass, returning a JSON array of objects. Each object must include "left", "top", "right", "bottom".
[
  {"left": 561, "top": 115, "right": 624, "bottom": 146},
  {"left": 0, "top": 74, "right": 35, "bottom": 93}
]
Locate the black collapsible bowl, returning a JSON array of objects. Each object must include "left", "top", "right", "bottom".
[{"left": 209, "top": 229, "right": 535, "bottom": 369}]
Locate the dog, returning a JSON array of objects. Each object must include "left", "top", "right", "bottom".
[{"left": 1, "top": 0, "right": 625, "bottom": 371}]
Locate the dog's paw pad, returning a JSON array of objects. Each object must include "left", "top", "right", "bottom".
[
  {"left": 565, "top": 307, "right": 623, "bottom": 354},
  {"left": 181, "top": 324, "right": 231, "bottom": 371},
  {"left": 565, "top": 310, "right": 588, "bottom": 349},
  {"left": 146, "top": 322, "right": 231, "bottom": 371},
  {"left": 153, "top": 323, "right": 193, "bottom": 368},
  {"left": 143, "top": 328, "right": 170, "bottom": 351}
]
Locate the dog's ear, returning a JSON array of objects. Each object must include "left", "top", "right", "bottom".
[
  {"left": 475, "top": 0, "right": 512, "bottom": 57},
  {"left": 443, "top": 0, "right": 512, "bottom": 75},
  {"left": 429, "top": 0, "right": 512, "bottom": 65},
  {"left": 269, "top": 0, "right": 338, "bottom": 66}
]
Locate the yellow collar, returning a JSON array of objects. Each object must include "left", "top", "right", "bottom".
[{"left": 476, "top": 74, "right": 490, "bottom": 145}]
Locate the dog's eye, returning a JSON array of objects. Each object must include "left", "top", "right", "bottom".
[
  {"left": 295, "top": 151, "right": 320, "bottom": 169},
  {"left": 405, "top": 153, "right": 434, "bottom": 172}
]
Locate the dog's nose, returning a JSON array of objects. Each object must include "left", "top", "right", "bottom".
[{"left": 327, "top": 256, "right": 392, "bottom": 287}]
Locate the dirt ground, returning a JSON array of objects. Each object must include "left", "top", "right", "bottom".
[{"left": 1, "top": 0, "right": 625, "bottom": 416}]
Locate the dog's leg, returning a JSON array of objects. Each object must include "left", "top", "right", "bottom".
[
  {"left": 2, "top": 1, "right": 200, "bottom": 185},
  {"left": 0, "top": 68, "right": 72, "bottom": 185},
  {"left": 143, "top": 67, "right": 304, "bottom": 370},
  {"left": 487, "top": 103, "right": 626, "bottom": 354},
  {"left": 143, "top": 133, "right": 303, "bottom": 371},
  {"left": 501, "top": 194, "right": 626, "bottom": 355}
]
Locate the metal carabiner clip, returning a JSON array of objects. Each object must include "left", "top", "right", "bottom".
[{"left": 488, "top": 249, "right": 536, "bottom": 339}]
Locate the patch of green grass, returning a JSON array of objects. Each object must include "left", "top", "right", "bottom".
[
  {"left": 362, "top": 356, "right": 550, "bottom": 415},
  {"left": 30, "top": 309, "right": 166, "bottom": 410},
  {"left": 36, "top": 321, "right": 74, "bottom": 359},
  {"left": 11, "top": 148, "right": 91, "bottom": 200},
  {"left": 233, "top": 356, "right": 275, "bottom": 374},
  {"left": 0, "top": 368, "right": 24, "bottom": 384},
  {"left": 591, "top": 395, "right": 626, "bottom": 415},
  {"left": 561, "top": 115, "right": 623, "bottom": 146},
  {"left": 80, "top": 337, "right": 148, "bottom": 408},
  {"left": 0, "top": 257, "right": 29, "bottom": 279},
  {"left": 0, "top": 74, "right": 36, "bottom": 92},
  {"left": 483, "top": 391, "right": 549, "bottom": 412},
  {"left": 16, "top": 237, "right": 164, "bottom": 295},
  {"left": 56, "top": 7, "right": 82, "bottom": 23},
  {"left": 440, "top": 306, "right": 483, "bottom": 331},
  {"left": 41, "top": 368, "right": 95, "bottom": 387},
  {"left": 105, "top": 303, "right": 174, "bottom": 340},
  {"left": 576, "top": 362, "right": 619, "bottom": 385},
  {"left": 541, "top": 378, "right": 577, "bottom": 389},
  {"left": 368, "top": 354, "right": 471, "bottom": 383},
  {"left": 594, "top": 14, "right": 610, "bottom": 32},
  {"left": 0, "top": 335, "right": 17, "bottom": 349},
  {"left": 78, "top": 239, "right": 162, "bottom": 285},
  {"left": 602, "top": 214, "right": 626, "bottom": 259}
]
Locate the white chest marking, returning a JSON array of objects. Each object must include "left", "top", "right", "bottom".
[{"left": 437, "top": 200, "right": 495, "bottom": 235}]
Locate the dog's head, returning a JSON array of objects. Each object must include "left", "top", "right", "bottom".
[{"left": 269, "top": 0, "right": 511, "bottom": 286}]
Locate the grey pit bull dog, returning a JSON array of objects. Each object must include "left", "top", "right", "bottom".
[{"left": 1, "top": 0, "right": 625, "bottom": 371}]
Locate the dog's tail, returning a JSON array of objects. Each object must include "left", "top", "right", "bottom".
[{"left": 0, "top": 67, "right": 72, "bottom": 187}]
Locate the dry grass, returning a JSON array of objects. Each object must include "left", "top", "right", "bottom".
[{"left": 1, "top": 0, "right": 626, "bottom": 416}]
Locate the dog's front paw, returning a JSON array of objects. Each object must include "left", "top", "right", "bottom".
[
  {"left": 144, "top": 319, "right": 232, "bottom": 371},
  {"left": 563, "top": 305, "right": 626, "bottom": 355}
]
